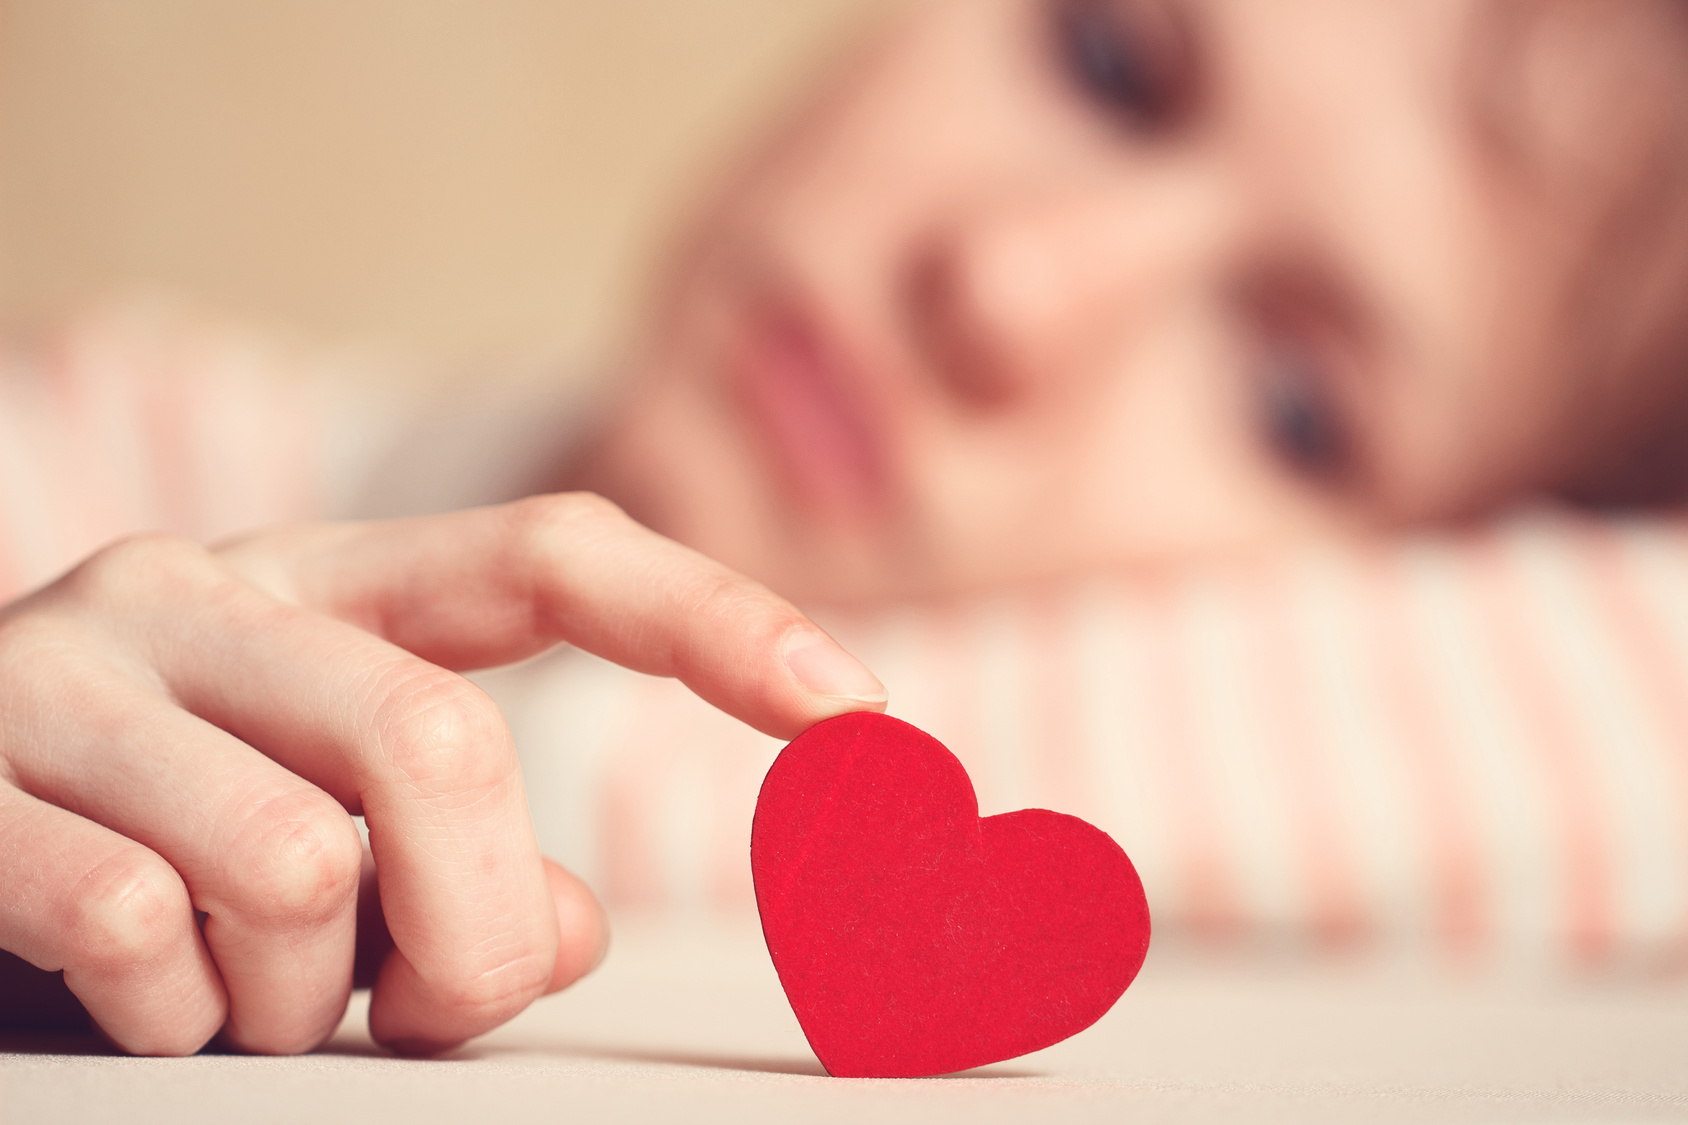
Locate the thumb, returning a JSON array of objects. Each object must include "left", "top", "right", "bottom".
[{"left": 541, "top": 858, "right": 609, "bottom": 994}]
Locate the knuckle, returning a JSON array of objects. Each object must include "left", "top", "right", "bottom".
[
  {"left": 510, "top": 492, "right": 628, "bottom": 553},
  {"left": 228, "top": 799, "right": 362, "bottom": 928},
  {"left": 0, "top": 611, "right": 71, "bottom": 673},
  {"left": 66, "top": 850, "right": 190, "bottom": 977},
  {"left": 62, "top": 533, "right": 214, "bottom": 608},
  {"left": 538, "top": 490, "right": 627, "bottom": 528},
  {"left": 372, "top": 668, "right": 513, "bottom": 792},
  {"left": 692, "top": 571, "right": 787, "bottom": 631}
]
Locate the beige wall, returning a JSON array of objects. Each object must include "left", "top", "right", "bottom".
[{"left": 0, "top": 0, "right": 893, "bottom": 375}]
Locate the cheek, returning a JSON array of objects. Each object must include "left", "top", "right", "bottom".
[
  {"left": 910, "top": 323, "right": 1349, "bottom": 573},
  {"left": 1363, "top": 227, "right": 1569, "bottom": 522},
  {"left": 1373, "top": 357, "right": 1566, "bottom": 522},
  {"left": 1046, "top": 331, "right": 1277, "bottom": 553}
]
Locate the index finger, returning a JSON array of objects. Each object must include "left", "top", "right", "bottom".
[{"left": 217, "top": 493, "right": 887, "bottom": 740}]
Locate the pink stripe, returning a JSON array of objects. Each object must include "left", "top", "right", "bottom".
[
  {"left": 0, "top": 490, "right": 21, "bottom": 602},
  {"left": 47, "top": 320, "right": 160, "bottom": 538},
  {"left": 1586, "top": 526, "right": 1688, "bottom": 968},
  {"left": 1249, "top": 564, "right": 1371, "bottom": 950},
  {"left": 1471, "top": 534, "right": 1615, "bottom": 965},
  {"left": 597, "top": 676, "right": 671, "bottom": 907},
  {"left": 0, "top": 370, "right": 24, "bottom": 599},
  {"left": 1367, "top": 548, "right": 1489, "bottom": 960},
  {"left": 916, "top": 602, "right": 992, "bottom": 803},
  {"left": 1150, "top": 586, "right": 1247, "bottom": 941},
  {"left": 1022, "top": 593, "right": 1094, "bottom": 820},
  {"left": 138, "top": 365, "right": 204, "bottom": 536},
  {"left": 709, "top": 730, "right": 762, "bottom": 909},
  {"left": 42, "top": 349, "right": 128, "bottom": 562},
  {"left": 599, "top": 774, "right": 659, "bottom": 907}
]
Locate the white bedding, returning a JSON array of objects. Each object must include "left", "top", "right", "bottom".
[{"left": 8, "top": 914, "right": 1687, "bottom": 1124}]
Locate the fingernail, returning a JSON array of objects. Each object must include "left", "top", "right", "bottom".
[{"left": 784, "top": 630, "right": 888, "bottom": 705}]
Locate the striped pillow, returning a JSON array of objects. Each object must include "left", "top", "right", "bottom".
[{"left": 496, "top": 513, "right": 1688, "bottom": 974}]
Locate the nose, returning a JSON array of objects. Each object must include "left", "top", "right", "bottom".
[{"left": 904, "top": 170, "right": 1234, "bottom": 408}]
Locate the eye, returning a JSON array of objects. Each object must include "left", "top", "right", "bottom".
[
  {"left": 1257, "top": 344, "right": 1350, "bottom": 482},
  {"left": 1051, "top": 0, "right": 1191, "bottom": 133}
]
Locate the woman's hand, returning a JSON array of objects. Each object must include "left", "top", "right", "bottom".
[{"left": 0, "top": 493, "right": 886, "bottom": 1056}]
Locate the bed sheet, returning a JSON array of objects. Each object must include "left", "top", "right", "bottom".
[{"left": 7, "top": 913, "right": 1688, "bottom": 1125}]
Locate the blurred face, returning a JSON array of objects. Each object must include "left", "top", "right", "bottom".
[{"left": 573, "top": 0, "right": 1688, "bottom": 603}]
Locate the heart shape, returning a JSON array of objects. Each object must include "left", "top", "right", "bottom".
[{"left": 751, "top": 712, "right": 1151, "bottom": 1078}]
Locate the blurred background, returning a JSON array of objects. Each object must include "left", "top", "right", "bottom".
[{"left": 0, "top": 0, "right": 896, "bottom": 385}]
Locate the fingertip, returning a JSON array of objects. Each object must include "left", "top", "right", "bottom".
[
  {"left": 366, "top": 938, "right": 553, "bottom": 1055},
  {"left": 541, "top": 859, "right": 609, "bottom": 994},
  {"left": 782, "top": 628, "right": 888, "bottom": 710},
  {"left": 382, "top": 1034, "right": 462, "bottom": 1059}
]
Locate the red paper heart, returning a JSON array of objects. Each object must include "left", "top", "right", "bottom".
[{"left": 751, "top": 712, "right": 1150, "bottom": 1078}]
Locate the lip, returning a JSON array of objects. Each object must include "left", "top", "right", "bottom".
[{"left": 727, "top": 294, "right": 891, "bottom": 519}]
